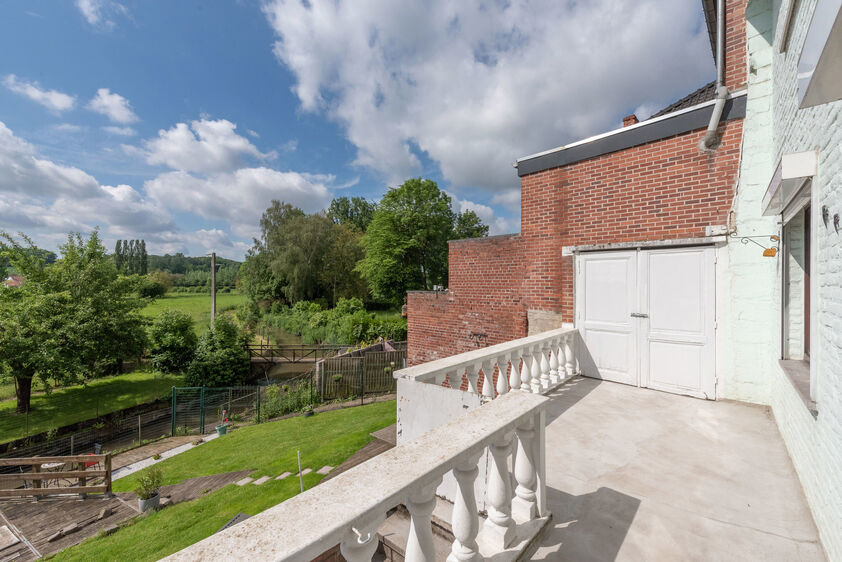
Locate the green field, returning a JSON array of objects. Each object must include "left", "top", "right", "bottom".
[
  {"left": 54, "top": 400, "right": 396, "bottom": 562},
  {"left": 0, "top": 370, "right": 183, "bottom": 444},
  {"left": 141, "top": 292, "right": 247, "bottom": 334}
]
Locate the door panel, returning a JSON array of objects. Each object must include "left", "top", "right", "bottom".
[
  {"left": 576, "top": 246, "right": 716, "bottom": 399},
  {"left": 576, "top": 251, "right": 638, "bottom": 386},
  {"left": 640, "top": 247, "right": 715, "bottom": 398}
]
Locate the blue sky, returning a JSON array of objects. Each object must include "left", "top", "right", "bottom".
[{"left": 0, "top": 0, "right": 714, "bottom": 259}]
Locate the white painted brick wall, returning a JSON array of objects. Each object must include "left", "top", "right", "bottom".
[{"left": 734, "top": 0, "right": 842, "bottom": 558}]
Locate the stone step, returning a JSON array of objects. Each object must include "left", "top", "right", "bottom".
[
  {"left": 252, "top": 476, "right": 271, "bottom": 485},
  {"left": 275, "top": 471, "right": 292, "bottom": 480},
  {"left": 234, "top": 477, "right": 253, "bottom": 486},
  {"left": 316, "top": 465, "right": 333, "bottom": 475}
]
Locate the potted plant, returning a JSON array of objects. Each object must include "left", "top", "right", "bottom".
[
  {"left": 302, "top": 404, "right": 314, "bottom": 417},
  {"left": 216, "top": 409, "right": 229, "bottom": 436},
  {"left": 135, "top": 467, "right": 163, "bottom": 512}
]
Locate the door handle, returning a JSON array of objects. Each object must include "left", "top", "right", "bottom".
[{"left": 630, "top": 312, "right": 649, "bottom": 318}]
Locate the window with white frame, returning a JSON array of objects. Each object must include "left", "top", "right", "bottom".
[{"left": 782, "top": 201, "right": 811, "bottom": 362}]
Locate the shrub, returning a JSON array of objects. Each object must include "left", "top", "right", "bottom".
[
  {"left": 185, "top": 316, "right": 250, "bottom": 387},
  {"left": 148, "top": 310, "right": 197, "bottom": 373},
  {"left": 135, "top": 467, "right": 163, "bottom": 500},
  {"left": 261, "top": 381, "right": 316, "bottom": 419},
  {"left": 137, "top": 279, "right": 167, "bottom": 299}
]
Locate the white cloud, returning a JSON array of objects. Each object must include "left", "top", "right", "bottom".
[
  {"left": 102, "top": 125, "right": 136, "bottom": 136},
  {"left": 3, "top": 74, "right": 76, "bottom": 112},
  {"left": 0, "top": 121, "right": 99, "bottom": 198},
  {"left": 490, "top": 189, "right": 521, "bottom": 213},
  {"left": 87, "top": 88, "right": 138, "bottom": 124},
  {"left": 76, "top": 0, "right": 129, "bottom": 30},
  {"left": 143, "top": 118, "right": 274, "bottom": 174},
  {"left": 145, "top": 167, "right": 333, "bottom": 239},
  {"left": 247, "top": 129, "right": 260, "bottom": 138},
  {"left": 448, "top": 191, "right": 519, "bottom": 235},
  {"left": 263, "top": 0, "right": 713, "bottom": 192},
  {"left": 54, "top": 123, "right": 86, "bottom": 133}
]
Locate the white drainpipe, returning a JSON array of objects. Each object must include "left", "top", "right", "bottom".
[{"left": 700, "top": 0, "right": 730, "bottom": 152}]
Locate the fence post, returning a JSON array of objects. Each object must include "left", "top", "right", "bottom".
[
  {"left": 256, "top": 386, "right": 261, "bottom": 423},
  {"left": 360, "top": 358, "right": 365, "bottom": 407},
  {"left": 138, "top": 414, "right": 142, "bottom": 444},
  {"left": 200, "top": 386, "right": 206, "bottom": 434},
  {"left": 104, "top": 454, "right": 113, "bottom": 497},
  {"left": 70, "top": 434, "right": 75, "bottom": 456},
  {"left": 171, "top": 387, "right": 176, "bottom": 437}
]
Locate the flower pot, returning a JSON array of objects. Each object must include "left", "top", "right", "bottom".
[
  {"left": 304, "top": 411, "right": 314, "bottom": 418},
  {"left": 216, "top": 424, "right": 228, "bottom": 436},
  {"left": 138, "top": 492, "right": 160, "bottom": 512}
]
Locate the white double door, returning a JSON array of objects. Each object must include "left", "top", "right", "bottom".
[{"left": 575, "top": 246, "right": 716, "bottom": 399}]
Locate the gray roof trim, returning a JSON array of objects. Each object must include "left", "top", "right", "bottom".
[{"left": 516, "top": 91, "right": 746, "bottom": 177}]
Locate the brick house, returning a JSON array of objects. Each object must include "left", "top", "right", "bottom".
[
  {"left": 408, "top": 1, "right": 747, "bottom": 399},
  {"left": 405, "top": 0, "right": 842, "bottom": 556}
]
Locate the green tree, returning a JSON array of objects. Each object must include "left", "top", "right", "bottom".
[
  {"left": 328, "top": 196, "right": 377, "bottom": 231},
  {"left": 321, "top": 224, "right": 368, "bottom": 306},
  {"left": 148, "top": 310, "right": 197, "bottom": 373},
  {"left": 356, "top": 178, "right": 456, "bottom": 304},
  {"left": 139, "top": 240, "right": 148, "bottom": 275},
  {"left": 453, "top": 209, "right": 490, "bottom": 239},
  {"left": 114, "top": 240, "right": 124, "bottom": 272},
  {"left": 0, "top": 231, "right": 147, "bottom": 413},
  {"left": 185, "top": 316, "right": 250, "bottom": 387}
]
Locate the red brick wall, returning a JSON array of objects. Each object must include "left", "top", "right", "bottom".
[
  {"left": 407, "top": 234, "right": 528, "bottom": 365},
  {"left": 407, "top": 0, "right": 747, "bottom": 366}
]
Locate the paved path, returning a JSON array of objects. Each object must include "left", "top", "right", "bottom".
[{"left": 112, "top": 432, "right": 219, "bottom": 481}]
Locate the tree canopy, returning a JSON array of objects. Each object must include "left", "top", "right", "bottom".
[
  {"left": 356, "top": 178, "right": 488, "bottom": 304},
  {"left": 328, "top": 196, "right": 377, "bottom": 231},
  {"left": 0, "top": 231, "right": 147, "bottom": 413}
]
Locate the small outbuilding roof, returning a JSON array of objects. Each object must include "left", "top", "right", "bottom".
[{"left": 650, "top": 81, "right": 717, "bottom": 119}]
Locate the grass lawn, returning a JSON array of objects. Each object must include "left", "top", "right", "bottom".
[
  {"left": 0, "top": 370, "right": 183, "bottom": 444},
  {"left": 141, "top": 292, "right": 247, "bottom": 334},
  {"left": 52, "top": 400, "right": 396, "bottom": 562}
]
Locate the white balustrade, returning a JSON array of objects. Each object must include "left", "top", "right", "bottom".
[
  {"left": 495, "top": 356, "right": 510, "bottom": 397},
  {"left": 484, "top": 431, "right": 515, "bottom": 548},
  {"left": 165, "top": 391, "right": 550, "bottom": 562},
  {"left": 539, "top": 346, "right": 551, "bottom": 391},
  {"left": 512, "top": 416, "right": 538, "bottom": 521},
  {"left": 530, "top": 348, "right": 542, "bottom": 393},
  {"left": 481, "top": 361, "right": 495, "bottom": 400},
  {"left": 519, "top": 351, "right": 532, "bottom": 391},
  {"left": 448, "top": 452, "right": 482, "bottom": 562},
  {"left": 564, "top": 336, "right": 575, "bottom": 377},
  {"left": 406, "top": 477, "right": 442, "bottom": 561},
  {"left": 548, "top": 345, "right": 558, "bottom": 384}
]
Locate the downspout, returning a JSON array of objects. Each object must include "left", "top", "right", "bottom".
[{"left": 700, "top": 0, "right": 730, "bottom": 152}]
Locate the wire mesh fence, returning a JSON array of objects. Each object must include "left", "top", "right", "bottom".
[{"left": 0, "top": 405, "right": 173, "bottom": 460}]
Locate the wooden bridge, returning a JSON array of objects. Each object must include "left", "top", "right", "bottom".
[{"left": 246, "top": 343, "right": 347, "bottom": 365}]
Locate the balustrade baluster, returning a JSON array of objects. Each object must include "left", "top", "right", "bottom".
[
  {"left": 340, "top": 514, "right": 386, "bottom": 562},
  {"left": 483, "top": 431, "right": 515, "bottom": 549},
  {"left": 548, "top": 342, "right": 560, "bottom": 385},
  {"left": 539, "top": 346, "right": 551, "bottom": 391},
  {"left": 564, "top": 336, "right": 575, "bottom": 377},
  {"left": 406, "top": 476, "right": 443, "bottom": 562},
  {"left": 465, "top": 366, "right": 479, "bottom": 395},
  {"left": 530, "top": 348, "right": 542, "bottom": 393},
  {"left": 447, "top": 453, "right": 482, "bottom": 562},
  {"left": 495, "top": 356, "right": 510, "bottom": 397},
  {"left": 518, "top": 352, "right": 531, "bottom": 391},
  {"left": 557, "top": 340, "right": 567, "bottom": 381},
  {"left": 446, "top": 371, "right": 460, "bottom": 390},
  {"left": 481, "top": 361, "right": 494, "bottom": 400},
  {"left": 512, "top": 417, "right": 538, "bottom": 521}
]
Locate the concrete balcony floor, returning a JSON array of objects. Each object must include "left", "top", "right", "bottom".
[{"left": 533, "top": 377, "right": 825, "bottom": 561}]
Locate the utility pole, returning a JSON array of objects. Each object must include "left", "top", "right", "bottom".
[{"left": 210, "top": 251, "right": 217, "bottom": 324}]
